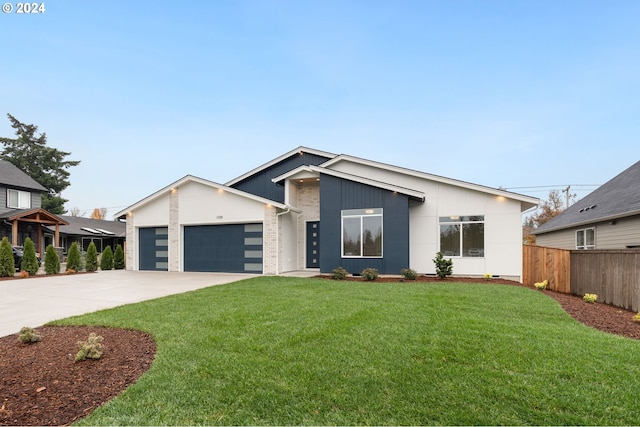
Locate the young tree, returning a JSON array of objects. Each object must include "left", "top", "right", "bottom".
[
  {"left": 0, "top": 114, "right": 80, "bottom": 214},
  {"left": 21, "top": 237, "right": 39, "bottom": 275},
  {"left": 0, "top": 237, "right": 15, "bottom": 277},
  {"left": 114, "top": 244, "right": 125, "bottom": 270},
  {"left": 100, "top": 246, "right": 114, "bottom": 271},
  {"left": 66, "top": 241, "right": 82, "bottom": 272},
  {"left": 85, "top": 242, "right": 98, "bottom": 272},
  {"left": 523, "top": 189, "right": 577, "bottom": 244},
  {"left": 90, "top": 208, "right": 107, "bottom": 220},
  {"left": 44, "top": 244, "right": 60, "bottom": 275}
]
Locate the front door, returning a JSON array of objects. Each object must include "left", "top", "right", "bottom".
[{"left": 306, "top": 221, "right": 320, "bottom": 268}]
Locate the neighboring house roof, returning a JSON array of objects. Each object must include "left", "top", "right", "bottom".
[
  {"left": 320, "top": 153, "right": 539, "bottom": 211},
  {"left": 0, "top": 208, "right": 68, "bottom": 225},
  {"left": 224, "top": 146, "right": 337, "bottom": 187},
  {"left": 0, "top": 159, "right": 47, "bottom": 192},
  {"left": 114, "top": 174, "right": 293, "bottom": 219},
  {"left": 46, "top": 215, "right": 126, "bottom": 238},
  {"left": 534, "top": 160, "right": 640, "bottom": 235}
]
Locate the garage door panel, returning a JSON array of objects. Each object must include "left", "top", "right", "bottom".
[
  {"left": 184, "top": 224, "right": 262, "bottom": 273},
  {"left": 139, "top": 227, "right": 168, "bottom": 271}
]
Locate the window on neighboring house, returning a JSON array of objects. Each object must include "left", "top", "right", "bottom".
[
  {"left": 439, "top": 215, "right": 485, "bottom": 257},
  {"left": 342, "top": 208, "right": 383, "bottom": 257},
  {"left": 576, "top": 228, "right": 595, "bottom": 249},
  {"left": 7, "top": 189, "right": 31, "bottom": 209}
]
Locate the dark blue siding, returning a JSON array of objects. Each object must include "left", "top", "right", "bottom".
[
  {"left": 319, "top": 175, "right": 409, "bottom": 275},
  {"left": 230, "top": 152, "right": 331, "bottom": 203}
]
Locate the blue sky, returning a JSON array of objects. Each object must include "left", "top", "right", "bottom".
[{"left": 1, "top": 0, "right": 639, "bottom": 218}]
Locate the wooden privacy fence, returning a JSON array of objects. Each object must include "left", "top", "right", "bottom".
[{"left": 523, "top": 246, "right": 640, "bottom": 312}]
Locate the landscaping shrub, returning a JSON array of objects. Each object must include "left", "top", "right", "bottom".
[
  {"left": 401, "top": 268, "right": 418, "bottom": 280},
  {"left": 114, "top": 244, "right": 125, "bottom": 270},
  {"left": 66, "top": 242, "right": 81, "bottom": 272},
  {"left": 21, "top": 237, "right": 39, "bottom": 275},
  {"left": 583, "top": 293, "right": 598, "bottom": 303},
  {"left": 18, "top": 326, "right": 41, "bottom": 344},
  {"left": 433, "top": 251, "right": 453, "bottom": 279},
  {"left": 75, "top": 332, "right": 103, "bottom": 361},
  {"left": 361, "top": 268, "right": 379, "bottom": 281},
  {"left": 0, "top": 237, "right": 15, "bottom": 277},
  {"left": 44, "top": 244, "right": 60, "bottom": 275},
  {"left": 100, "top": 246, "right": 114, "bottom": 271},
  {"left": 85, "top": 242, "right": 98, "bottom": 272},
  {"left": 331, "top": 266, "right": 348, "bottom": 280},
  {"left": 535, "top": 280, "right": 548, "bottom": 290}
]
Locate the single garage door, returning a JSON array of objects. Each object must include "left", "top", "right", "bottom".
[
  {"left": 139, "top": 227, "right": 169, "bottom": 271},
  {"left": 184, "top": 223, "right": 263, "bottom": 273}
]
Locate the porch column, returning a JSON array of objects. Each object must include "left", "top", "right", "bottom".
[
  {"left": 37, "top": 224, "right": 43, "bottom": 254},
  {"left": 55, "top": 224, "right": 60, "bottom": 247},
  {"left": 11, "top": 220, "right": 18, "bottom": 246}
]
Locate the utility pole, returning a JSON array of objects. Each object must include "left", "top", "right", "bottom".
[{"left": 562, "top": 185, "right": 571, "bottom": 207}]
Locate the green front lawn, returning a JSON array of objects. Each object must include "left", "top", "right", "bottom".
[{"left": 52, "top": 277, "right": 640, "bottom": 425}]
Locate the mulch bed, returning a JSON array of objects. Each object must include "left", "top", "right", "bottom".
[{"left": 2, "top": 275, "right": 640, "bottom": 425}]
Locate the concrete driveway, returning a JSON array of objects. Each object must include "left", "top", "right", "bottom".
[{"left": 0, "top": 270, "right": 256, "bottom": 338}]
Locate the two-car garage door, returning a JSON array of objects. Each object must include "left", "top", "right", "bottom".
[{"left": 139, "top": 224, "right": 263, "bottom": 273}]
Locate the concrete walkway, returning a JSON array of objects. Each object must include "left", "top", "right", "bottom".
[{"left": 0, "top": 270, "right": 257, "bottom": 338}]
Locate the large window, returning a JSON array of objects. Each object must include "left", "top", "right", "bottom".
[
  {"left": 439, "top": 215, "right": 484, "bottom": 257},
  {"left": 576, "top": 228, "right": 595, "bottom": 250},
  {"left": 342, "top": 208, "right": 383, "bottom": 257},
  {"left": 7, "top": 189, "right": 31, "bottom": 209}
]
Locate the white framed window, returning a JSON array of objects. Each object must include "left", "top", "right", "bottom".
[
  {"left": 342, "top": 208, "right": 383, "bottom": 258},
  {"left": 439, "top": 215, "right": 485, "bottom": 257},
  {"left": 7, "top": 189, "right": 31, "bottom": 209},
  {"left": 576, "top": 228, "right": 595, "bottom": 250}
]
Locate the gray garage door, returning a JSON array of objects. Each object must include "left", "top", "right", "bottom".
[
  {"left": 139, "top": 227, "right": 169, "bottom": 271},
  {"left": 184, "top": 223, "right": 263, "bottom": 273}
]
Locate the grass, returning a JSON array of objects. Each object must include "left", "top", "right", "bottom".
[{"left": 50, "top": 277, "right": 640, "bottom": 425}]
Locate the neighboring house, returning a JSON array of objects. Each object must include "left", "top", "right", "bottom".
[
  {"left": 0, "top": 159, "right": 125, "bottom": 256},
  {"left": 534, "top": 160, "right": 640, "bottom": 250},
  {"left": 116, "top": 147, "right": 538, "bottom": 280}
]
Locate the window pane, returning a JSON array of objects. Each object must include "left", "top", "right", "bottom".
[
  {"left": 463, "top": 223, "right": 484, "bottom": 257},
  {"left": 362, "top": 216, "right": 382, "bottom": 256},
  {"left": 440, "top": 224, "right": 460, "bottom": 256},
  {"left": 576, "top": 230, "right": 585, "bottom": 247},
  {"left": 586, "top": 229, "right": 595, "bottom": 246},
  {"left": 343, "top": 217, "right": 361, "bottom": 256},
  {"left": 8, "top": 190, "right": 18, "bottom": 207}
]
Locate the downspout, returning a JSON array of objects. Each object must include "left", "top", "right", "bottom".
[{"left": 275, "top": 208, "right": 292, "bottom": 275}]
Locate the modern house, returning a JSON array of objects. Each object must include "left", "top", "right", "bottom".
[
  {"left": 0, "top": 159, "right": 125, "bottom": 256},
  {"left": 533, "top": 160, "right": 640, "bottom": 250},
  {"left": 116, "top": 147, "right": 538, "bottom": 280}
]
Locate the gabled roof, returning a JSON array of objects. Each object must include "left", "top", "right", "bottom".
[
  {"left": 0, "top": 159, "right": 47, "bottom": 192},
  {"left": 224, "top": 146, "right": 337, "bottom": 187},
  {"left": 114, "top": 175, "right": 292, "bottom": 220},
  {"left": 534, "top": 160, "right": 640, "bottom": 234},
  {"left": 1, "top": 208, "right": 68, "bottom": 225},
  {"left": 272, "top": 165, "right": 426, "bottom": 202},
  {"left": 320, "top": 154, "right": 539, "bottom": 211}
]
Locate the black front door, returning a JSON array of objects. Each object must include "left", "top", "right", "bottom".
[{"left": 306, "top": 221, "right": 320, "bottom": 268}]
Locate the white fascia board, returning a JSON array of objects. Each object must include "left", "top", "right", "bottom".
[
  {"left": 224, "top": 146, "right": 337, "bottom": 186},
  {"left": 321, "top": 155, "right": 539, "bottom": 211},
  {"left": 273, "top": 165, "right": 425, "bottom": 201},
  {"left": 114, "top": 175, "right": 292, "bottom": 220}
]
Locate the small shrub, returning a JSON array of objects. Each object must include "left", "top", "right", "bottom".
[
  {"left": 75, "top": 332, "right": 103, "bottom": 361},
  {"left": 433, "top": 251, "right": 453, "bottom": 279},
  {"left": 44, "top": 244, "right": 60, "bottom": 275},
  {"left": 583, "top": 293, "right": 598, "bottom": 303},
  {"left": 484, "top": 273, "right": 492, "bottom": 280},
  {"left": 0, "top": 237, "right": 15, "bottom": 277},
  {"left": 19, "top": 270, "right": 29, "bottom": 278},
  {"left": 534, "top": 280, "right": 548, "bottom": 290},
  {"left": 633, "top": 313, "right": 640, "bottom": 323},
  {"left": 66, "top": 242, "right": 82, "bottom": 272},
  {"left": 401, "top": 268, "right": 418, "bottom": 280},
  {"left": 331, "top": 266, "right": 348, "bottom": 280},
  {"left": 114, "top": 244, "right": 125, "bottom": 270},
  {"left": 18, "top": 326, "right": 41, "bottom": 344},
  {"left": 361, "top": 268, "right": 379, "bottom": 281},
  {"left": 21, "top": 237, "right": 39, "bottom": 275},
  {"left": 66, "top": 268, "right": 76, "bottom": 275},
  {"left": 100, "top": 246, "right": 114, "bottom": 271},
  {"left": 85, "top": 242, "right": 98, "bottom": 272}
]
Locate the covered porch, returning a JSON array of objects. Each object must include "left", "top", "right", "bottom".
[{"left": 2, "top": 209, "right": 68, "bottom": 254}]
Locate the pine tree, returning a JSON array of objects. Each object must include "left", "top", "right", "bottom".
[
  {"left": 114, "top": 244, "right": 125, "bottom": 270},
  {"left": 100, "top": 246, "right": 114, "bottom": 271},
  {"left": 66, "top": 241, "right": 81, "bottom": 272},
  {"left": 0, "top": 237, "right": 15, "bottom": 277},
  {"left": 44, "top": 244, "right": 60, "bottom": 275},
  {"left": 21, "top": 237, "right": 39, "bottom": 275},
  {"left": 85, "top": 242, "right": 98, "bottom": 272}
]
